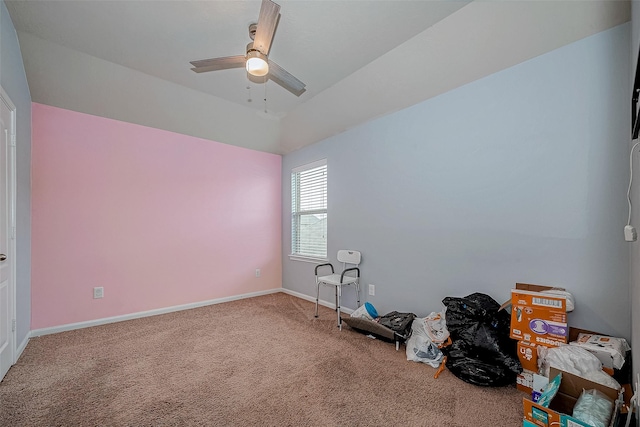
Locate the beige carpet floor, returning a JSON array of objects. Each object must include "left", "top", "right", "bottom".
[{"left": 0, "top": 293, "right": 525, "bottom": 426}]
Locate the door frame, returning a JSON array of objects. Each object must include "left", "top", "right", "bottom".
[{"left": 1, "top": 86, "right": 17, "bottom": 370}]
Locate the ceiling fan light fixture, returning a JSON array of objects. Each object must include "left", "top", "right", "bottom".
[
  {"left": 246, "top": 50, "right": 269, "bottom": 77},
  {"left": 191, "top": 0, "right": 305, "bottom": 96}
]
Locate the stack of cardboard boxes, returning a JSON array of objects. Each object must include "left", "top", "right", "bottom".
[
  {"left": 508, "top": 283, "right": 569, "bottom": 396},
  {"left": 507, "top": 283, "right": 629, "bottom": 427}
]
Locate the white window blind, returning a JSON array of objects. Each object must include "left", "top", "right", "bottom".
[{"left": 291, "top": 160, "right": 327, "bottom": 259}]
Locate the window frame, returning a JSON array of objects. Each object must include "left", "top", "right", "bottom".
[{"left": 289, "top": 159, "right": 328, "bottom": 262}]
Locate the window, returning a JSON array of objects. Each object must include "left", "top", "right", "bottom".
[{"left": 291, "top": 159, "right": 327, "bottom": 259}]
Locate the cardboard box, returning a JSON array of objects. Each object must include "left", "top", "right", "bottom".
[
  {"left": 510, "top": 283, "right": 568, "bottom": 347},
  {"left": 517, "top": 341, "right": 539, "bottom": 372},
  {"left": 523, "top": 368, "right": 621, "bottom": 427},
  {"left": 517, "top": 369, "right": 549, "bottom": 398},
  {"left": 517, "top": 369, "right": 535, "bottom": 394},
  {"left": 523, "top": 420, "right": 537, "bottom": 427},
  {"left": 531, "top": 373, "right": 549, "bottom": 402}
]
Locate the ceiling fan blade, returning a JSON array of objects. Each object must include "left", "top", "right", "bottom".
[
  {"left": 268, "top": 60, "right": 306, "bottom": 97},
  {"left": 190, "top": 55, "right": 246, "bottom": 73},
  {"left": 253, "top": 0, "right": 280, "bottom": 56}
]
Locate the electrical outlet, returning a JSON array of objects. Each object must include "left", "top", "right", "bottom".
[
  {"left": 93, "top": 287, "right": 104, "bottom": 299},
  {"left": 368, "top": 284, "right": 375, "bottom": 296},
  {"left": 624, "top": 225, "right": 637, "bottom": 242},
  {"left": 255, "top": 268, "right": 261, "bottom": 278}
]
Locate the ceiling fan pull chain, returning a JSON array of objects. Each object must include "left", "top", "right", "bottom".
[{"left": 264, "top": 75, "right": 268, "bottom": 113}]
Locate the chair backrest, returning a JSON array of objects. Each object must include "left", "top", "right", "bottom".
[{"left": 337, "top": 250, "right": 361, "bottom": 266}]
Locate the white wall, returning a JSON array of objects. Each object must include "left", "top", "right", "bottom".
[
  {"left": 14, "top": 31, "right": 282, "bottom": 154},
  {"left": 0, "top": 0, "right": 32, "bottom": 348},
  {"left": 283, "top": 24, "right": 631, "bottom": 340}
]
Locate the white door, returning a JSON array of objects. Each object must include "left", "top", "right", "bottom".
[{"left": 0, "top": 89, "right": 16, "bottom": 382}]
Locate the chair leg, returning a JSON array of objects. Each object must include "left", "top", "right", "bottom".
[
  {"left": 356, "top": 282, "right": 361, "bottom": 308},
  {"left": 314, "top": 281, "right": 320, "bottom": 318},
  {"left": 337, "top": 286, "right": 342, "bottom": 330}
]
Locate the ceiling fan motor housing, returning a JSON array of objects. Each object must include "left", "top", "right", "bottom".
[{"left": 248, "top": 23, "right": 258, "bottom": 41}]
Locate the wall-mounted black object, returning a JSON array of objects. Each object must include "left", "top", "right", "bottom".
[{"left": 632, "top": 45, "right": 640, "bottom": 140}]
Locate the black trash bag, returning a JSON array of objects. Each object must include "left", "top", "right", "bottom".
[
  {"left": 378, "top": 311, "right": 416, "bottom": 339},
  {"left": 471, "top": 323, "right": 521, "bottom": 376},
  {"left": 445, "top": 340, "right": 516, "bottom": 387},
  {"left": 442, "top": 293, "right": 521, "bottom": 387},
  {"left": 442, "top": 292, "right": 502, "bottom": 338}
]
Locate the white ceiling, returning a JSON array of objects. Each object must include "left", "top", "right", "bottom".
[{"left": 5, "top": 0, "right": 631, "bottom": 154}]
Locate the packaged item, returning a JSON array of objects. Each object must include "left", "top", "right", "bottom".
[
  {"left": 572, "top": 389, "right": 614, "bottom": 427},
  {"left": 537, "top": 373, "right": 562, "bottom": 408},
  {"left": 569, "top": 333, "right": 630, "bottom": 369},
  {"left": 350, "top": 302, "right": 379, "bottom": 320},
  {"left": 364, "top": 302, "right": 378, "bottom": 319}
]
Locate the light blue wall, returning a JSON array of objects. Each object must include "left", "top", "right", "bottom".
[
  {"left": 1, "top": 1, "right": 32, "bottom": 347},
  {"left": 283, "top": 23, "right": 631, "bottom": 340}
]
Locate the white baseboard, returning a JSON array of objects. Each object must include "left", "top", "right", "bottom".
[
  {"left": 16, "top": 331, "right": 30, "bottom": 362},
  {"left": 28, "top": 287, "right": 354, "bottom": 338},
  {"left": 30, "top": 288, "right": 282, "bottom": 337},
  {"left": 280, "top": 288, "right": 354, "bottom": 314}
]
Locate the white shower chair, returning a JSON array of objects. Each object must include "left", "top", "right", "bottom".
[{"left": 314, "top": 250, "right": 361, "bottom": 330}]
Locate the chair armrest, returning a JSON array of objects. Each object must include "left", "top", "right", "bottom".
[
  {"left": 340, "top": 267, "right": 360, "bottom": 283},
  {"left": 315, "top": 263, "right": 334, "bottom": 276}
]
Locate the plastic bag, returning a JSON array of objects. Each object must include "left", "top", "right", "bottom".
[
  {"left": 538, "top": 345, "right": 621, "bottom": 390},
  {"left": 581, "top": 371, "right": 620, "bottom": 391},
  {"left": 444, "top": 340, "right": 516, "bottom": 387},
  {"left": 442, "top": 293, "right": 521, "bottom": 387},
  {"left": 542, "top": 289, "right": 575, "bottom": 312},
  {"left": 423, "top": 311, "right": 449, "bottom": 344},
  {"left": 573, "top": 389, "right": 614, "bottom": 427},
  {"left": 406, "top": 317, "right": 444, "bottom": 367},
  {"left": 539, "top": 345, "right": 601, "bottom": 376},
  {"left": 443, "top": 293, "right": 511, "bottom": 344}
]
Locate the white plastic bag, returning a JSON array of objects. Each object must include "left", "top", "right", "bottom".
[
  {"left": 406, "top": 317, "right": 444, "bottom": 368},
  {"left": 538, "top": 345, "right": 621, "bottom": 390},
  {"left": 539, "top": 345, "right": 601, "bottom": 376},
  {"left": 423, "top": 311, "right": 449, "bottom": 344},
  {"left": 542, "top": 289, "right": 575, "bottom": 312}
]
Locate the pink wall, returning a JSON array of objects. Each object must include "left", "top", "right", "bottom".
[{"left": 31, "top": 103, "right": 282, "bottom": 329}]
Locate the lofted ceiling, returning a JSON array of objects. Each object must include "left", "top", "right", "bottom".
[{"left": 5, "top": 0, "right": 631, "bottom": 154}]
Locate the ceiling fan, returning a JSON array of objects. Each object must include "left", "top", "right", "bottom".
[{"left": 190, "top": 0, "right": 306, "bottom": 97}]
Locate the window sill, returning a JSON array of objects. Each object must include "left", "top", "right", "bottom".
[{"left": 288, "top": 255, "right": 328, "bottom": 264}]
